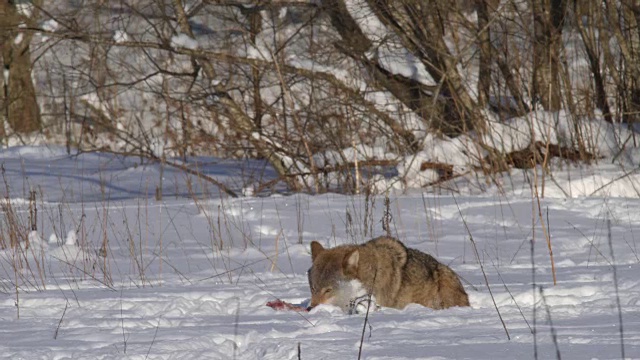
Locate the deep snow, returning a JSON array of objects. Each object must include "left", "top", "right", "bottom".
[{"left": 0, "top": 146, "right": 639, "bottom": 359}]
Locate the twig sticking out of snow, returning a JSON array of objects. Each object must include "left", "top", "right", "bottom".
[
  {"left": 454, "top": 195, "right": 510, "bottom": 341},
  {"left": 607, "top": 218, "right": 626, "bottom": 359}
]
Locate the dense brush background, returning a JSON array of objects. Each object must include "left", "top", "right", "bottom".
[{"left": 2, "top": 0, "right": 639, "bottom": 196}]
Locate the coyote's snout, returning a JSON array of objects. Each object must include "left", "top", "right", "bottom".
[{"left": 308, "top": 236, "right": 469, "bottom": 310}]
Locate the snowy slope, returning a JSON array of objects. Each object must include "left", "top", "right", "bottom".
[{"left": 0, "top": 146, "right": 639, "bottom": 359}]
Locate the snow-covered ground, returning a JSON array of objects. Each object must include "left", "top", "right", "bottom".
[{"left": 0, "top": 146, "right": 639, "bottom": 359}]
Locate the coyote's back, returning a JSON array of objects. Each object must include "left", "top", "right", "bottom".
[{"left": 308, "top": 236, "right": 469, "bottom": 310}]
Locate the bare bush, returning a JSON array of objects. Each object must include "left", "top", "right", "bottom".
[{"left": 1, "top": 0, "right": 638, "bottom": 194}]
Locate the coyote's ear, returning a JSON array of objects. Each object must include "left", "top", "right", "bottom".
[
  {"left": 310, "top": 241, "right": 325, "bottom": 261},
  {"left": 343, "top": 249, "right": 359, "bottom": 277}
]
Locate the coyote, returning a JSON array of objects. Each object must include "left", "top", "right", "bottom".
[{"left": 308, "top": 236, "right": 469, "bottom": 310}]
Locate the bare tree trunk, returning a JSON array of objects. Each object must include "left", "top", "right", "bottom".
[
  {"left": 456, "top": 1, "right": 530, "bottom": 116},
  {"left": 0, "top": 0, "right": 41, "bottom": 134},
  {"left": 531, "top": 0, "right": 567, "bottom": 111},
  {"left": 248, "top": 8, "right": 263, "bottom": 131},
  {"left": 92, "top": 0, "right": 109, "bottom": 102},
  {"left": 364, "top": 0, "right": 487, "bottom": 134},
  {"left": 574, "top": 0, "right": 613, "bottom": 123},
  {"left": 582, "top": 0, "right": 640, "bottom": 124},
  {"left": 620, "top": 0, "right": 640, "bottom": 123},
  {"left": 323, "top": 0, "right": 486, "bottom": 135},
  {"left": 476, "top": 0, "right": 492, "bottom": 108}
]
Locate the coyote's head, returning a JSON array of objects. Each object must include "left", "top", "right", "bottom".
[{"left": 307, "top": 241, "right": 360, "bottom": 309}]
